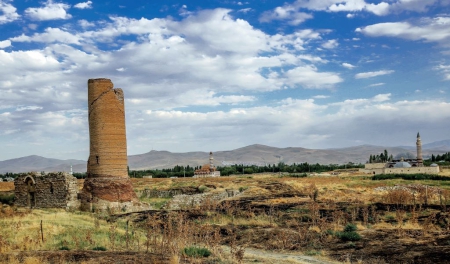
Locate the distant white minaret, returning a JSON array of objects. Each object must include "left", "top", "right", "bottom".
[
  {"left": 416, "top": 132, "right": 423, "bottom": 167},
  {"left": 209, "top": 152, "right": 214, "bottom": 172},
  {"left": 70, "top": 164, "right": 73, "bottom": 175}
]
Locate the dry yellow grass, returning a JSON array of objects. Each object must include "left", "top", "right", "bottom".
[
  {"left": 0, "top": 209, "right": 134, "bottom": 253},
  {"left": 0, "top": 182, "right": 14, "bottom": 192}
]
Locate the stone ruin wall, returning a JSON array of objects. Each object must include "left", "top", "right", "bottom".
[
  {"left": 384, "top": 166, "right": 440, "bottom": 175},
  {"left": 360, "top": 164, "right": 440, "bottom": 175},
  {"left": 14, "top": 172, "right": 79, "bottom": 209},
  {"left": 167, "top": 189, "right": 241, "bottom": 210}
]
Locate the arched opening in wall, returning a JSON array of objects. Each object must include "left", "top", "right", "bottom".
[
  {"left": 25, "top": 177, "right": 36, "bottom": 208},
  {"left": 50, "top": 182, "right": 54, "bottom": 194},
  {"left": 96, "top": 155, "right": 99, "bottom": 164},
  {"left": 373, "top": 171, "right": 375, "bottom": 175}
]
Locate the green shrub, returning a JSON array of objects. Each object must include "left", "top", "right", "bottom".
[
  {"left": 0, "top": 194, "right": 15, "bottom": 205},
  {"left": 239, "top": 186, "right": 248, "bottom": 192},
  {"left": 334, "top": 224, "right": 361, "bottom": 242},
  {"left": 344, "top": 223, "right": 357, "bottom": 232},
  {"left": 59, "top": 246, "right": 70, "bottom": 250},
  {"left": 335, "top": 231, "right": 361, "bottom": 241},
  {"left": 372, "top": 174, "right": 447, "bottom": 181},
  {"left": 183, "top": 246, "right": 211, "bottom": 258},
  {"left": 92, "top": 246, "right": 107, "bottom": 251},
  {"left": 305, "top": 250, "right": 321, "bottom": 256},
  {"left": 198, "top": 185, "right": 209, "bottom": 193}
]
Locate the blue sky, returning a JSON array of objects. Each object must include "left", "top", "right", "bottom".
[{"left": 0, "top": 0, "right": 450, "bottom": 160}]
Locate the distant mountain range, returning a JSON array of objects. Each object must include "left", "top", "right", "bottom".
[{"left": 1, "top": 141, "right": 450, "bottom": 174}]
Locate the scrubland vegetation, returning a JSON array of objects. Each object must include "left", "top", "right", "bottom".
[{"left": 1, "top": 171, "right": 450, "bottom": 263}]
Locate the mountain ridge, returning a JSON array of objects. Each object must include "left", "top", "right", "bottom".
[{"left": 1, "top": 141, "right": 449, "bottom": 174}]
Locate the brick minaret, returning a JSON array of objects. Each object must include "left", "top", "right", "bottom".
[{"left": 81, "top": 78, "right": 137, "bottom": 210}]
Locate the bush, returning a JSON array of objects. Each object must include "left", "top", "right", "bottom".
[
  {"left": 183, "top": 246, "right": 211, "bottom": 258},
  {"left": 334, "top": 224, "right": 361, "bottom": 242},
  {"left": 336, "top": 231, "right": 361, "bottom": 241},
  {"left": 344, "top": 223, "right": 357, "bottom": 232},
  {"left": 291, "top": 173, "right": 308, "bottom": 178},
  {"left": 0, "top": 194, "right": 15, "bottom": 205},
  {"left": 198, "top": 185, "right": 209, "bottom": 193},
  {"left": 372, "top": 174, "right": 448, "bottom": 181},
  {"left": 239, "top": 186, "right": 248, "bottom": 192},
  {"left": 305, "top": 250, "right": 321, "bottom": 256},
  {"left": 92, "top": 246, "right": 107, "bottom": 251},
  {"left": 59, "top": 246, "right": 70, "bottom": 250}
]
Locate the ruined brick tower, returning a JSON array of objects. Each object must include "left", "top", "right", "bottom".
[{"left": 81, "top": 78, "right": 138, "bottom": 211}]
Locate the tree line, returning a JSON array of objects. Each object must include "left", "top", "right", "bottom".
[
  {"left": 3, "top": 151, "right": 450, "bottom": 180},
  {"left": 430, "top": 152, "right": 450, "bottom": 162},
  {"left": 126, "top": 162, "right": 364, "bottom": 178},
  {"left": 368, "top": 150, "right": 450, "bottom": 164},
  {"left": 368, "top": 149, "right": 393, "bottom": 163}
]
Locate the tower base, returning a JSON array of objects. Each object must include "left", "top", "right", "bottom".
[{"left": 80, "top": 177, "right": 147, "bottom": 212}]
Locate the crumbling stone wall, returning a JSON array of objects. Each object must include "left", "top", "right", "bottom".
[
  {"left": 14, "top": 172, "right": 79, "bottom": 209},
  {"left": 167, "top": 189, "right": 241, "bottom": 210},
  {"left": 81, "top": 78, "right": 138, "bottom": 211}
]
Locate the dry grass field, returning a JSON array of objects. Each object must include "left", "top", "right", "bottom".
[
  {"left": 0, "top": 182, "right": 14, "bottom": 192},
  {"left": 1, "top": 172, "right": 450, "bottom": 263}
]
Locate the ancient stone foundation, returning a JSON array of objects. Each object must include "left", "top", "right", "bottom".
[{"left": 80, "top": 78, "right": 139, "bottom": 211}]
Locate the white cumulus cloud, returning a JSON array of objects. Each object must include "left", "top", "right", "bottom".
[
  {"left": 10, "top": 28, "right": 80, "bottom": 45},
  {"left": 25, "top": 1, "right": 72, "bottom": 21},
  {"left": 260, "top": 5, "right": 313, "bottom": 25},
  {"left": 284, "top": 65, "right": 343, "bottom": 89},
  {"left": 356, "top": 17, "right": 450, "bottom": 46},
  {"left": 322, "top": 39, "right": 338, "bottom": 49},
  {"left": 0, "top": 0, "right": 19, "bottom": 24},
  {"left": 0, "top": 39, "right": 11, "bottom": 48},
  {"left": 74, "top": 1, "right": 92, "bottom": 9},
  {"left": 266, "top": 0, "right": 444, "bottom": 19}
]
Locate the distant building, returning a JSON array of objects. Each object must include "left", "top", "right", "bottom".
[
  {"left": 193, "top": 152, "right": 221, "bottom": 178},
  {"left": 360, "top": 133, "right": 439, "bottom": 175}
]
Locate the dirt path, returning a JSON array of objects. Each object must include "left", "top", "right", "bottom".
[{"left": 222, "top": 246, "right": 337, "bottom": 264}]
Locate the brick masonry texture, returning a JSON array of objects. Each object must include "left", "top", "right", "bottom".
[
  {"left": 82, "top": 78, "right": 137, "bottom": 206},
  {"left": 87, "top": 78, "right": 128, "bottom": 178}
]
